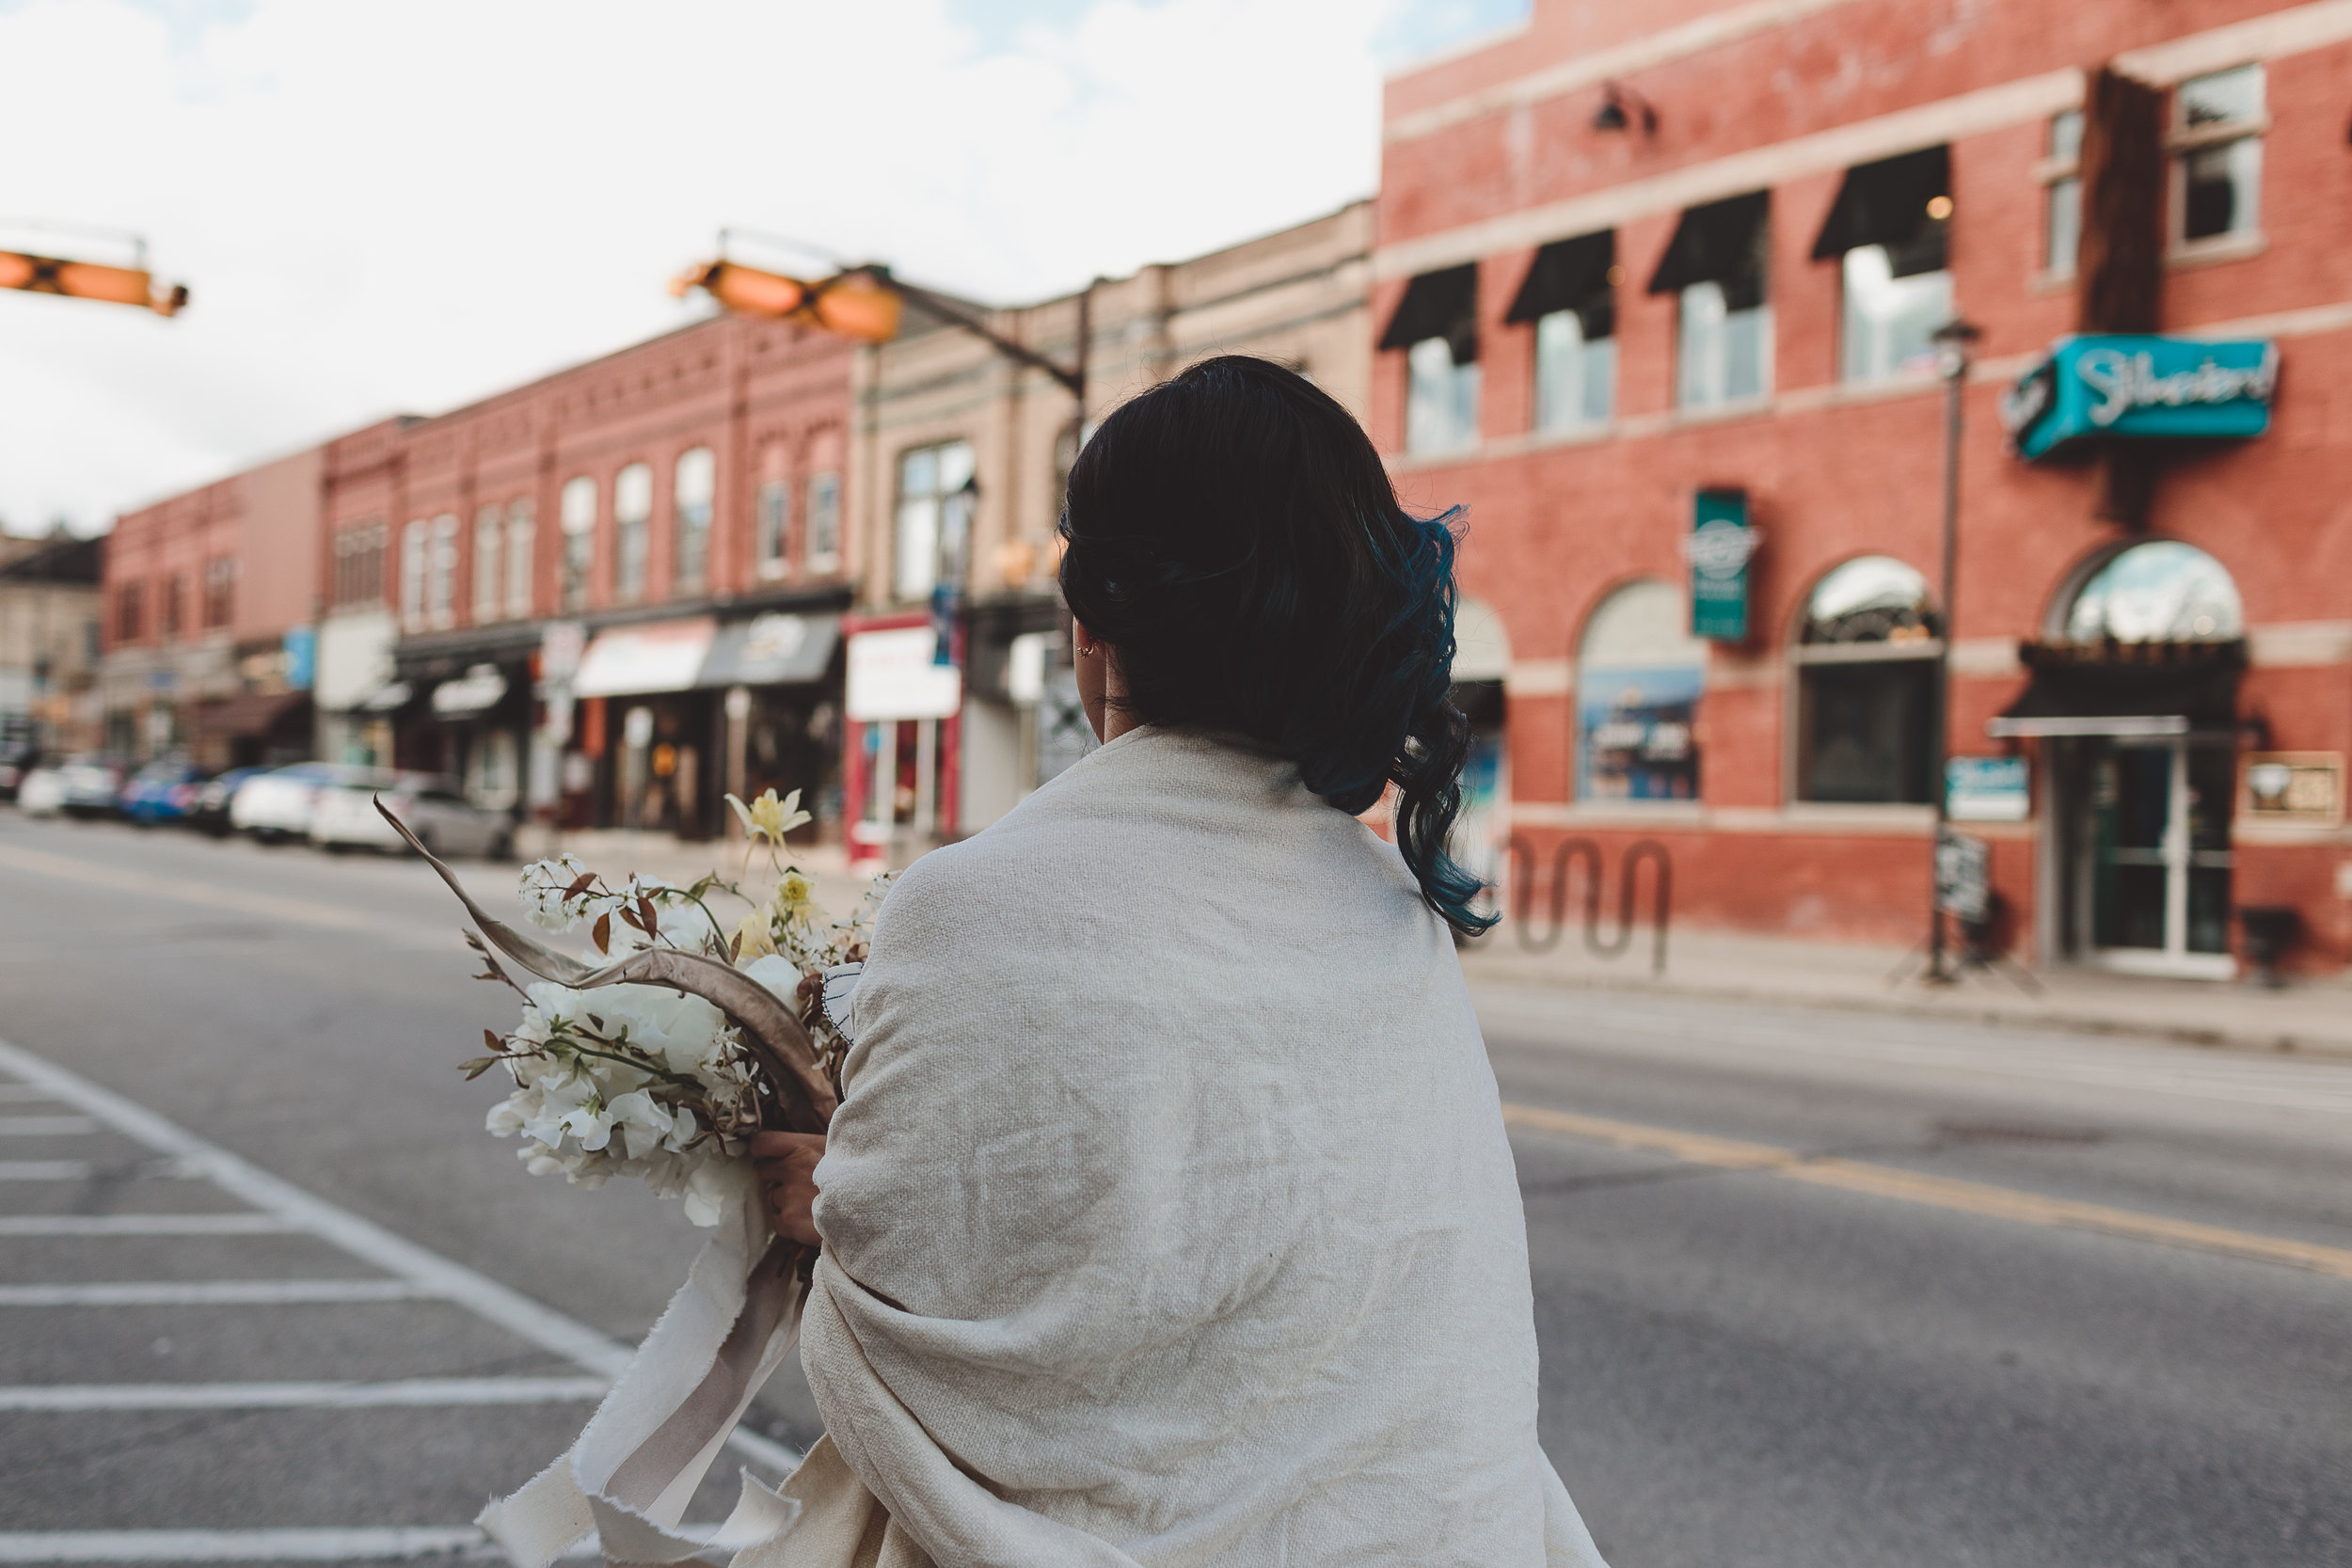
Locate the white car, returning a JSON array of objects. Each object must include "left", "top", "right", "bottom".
[
  {"left": 14, "top": 765, "right": 66, "bottom": 817},
  {"left": 230, "top": 762, "right": 385, "bottom": 843},
  {"left": 311, "top": 772, "right": 513, "bottom": 860}
]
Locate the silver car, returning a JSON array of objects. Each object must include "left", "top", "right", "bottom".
[{"left": 310, "top": 772, "right": 513, "bottom": 860}]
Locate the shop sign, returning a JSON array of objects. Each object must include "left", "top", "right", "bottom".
[
  {"left": 2000, "top": 335, "right": 2277, "bottom": 460},
  {"left": 281, "top": 626, "right": 315, "bottom": 691},
  {"left": 1684, "top": 488, "right": 1756, "bottom": 641},
  {"left": 1946, "top": 755, "right": 2029, "bottom": 822},
  {"left": 846, "top": 626, "right": 961, "bottom": 722},
  {"left": 1933, "top": 829, "right": 1991, "bottom": 923},
  {"left": 2241, "top": 752, "right": 2343, "bottom": 824}
]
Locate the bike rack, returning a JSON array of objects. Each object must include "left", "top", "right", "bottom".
[{"left": 1502, "top": 833, "right": 1672, "bottom": 975}]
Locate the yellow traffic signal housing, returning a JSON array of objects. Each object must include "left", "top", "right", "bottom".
[
  {"left": 671, "top": 260, "right": 900, "bottom": 343},
  {"left": 0, "top": 250, "right": 187, "bottom": 316}
]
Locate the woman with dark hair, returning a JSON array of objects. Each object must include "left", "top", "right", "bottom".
[{"left": 755, "top": 356, "right": 1607, "bottom": 1566}]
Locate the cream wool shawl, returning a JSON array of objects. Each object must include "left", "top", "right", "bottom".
[{"left": 760, "top": 727, "right": 1609, "bottom": 1568}]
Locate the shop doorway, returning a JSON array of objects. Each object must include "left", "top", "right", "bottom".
[{"left": 2068, "top": 735, "right": 2234, "bottom": 978}]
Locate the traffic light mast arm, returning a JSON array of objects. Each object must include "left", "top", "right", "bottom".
[{"left": 878, "top": 270, "right": 1086, "bottom": 407}]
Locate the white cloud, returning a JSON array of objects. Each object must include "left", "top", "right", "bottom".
[{"left": 0, "top": 0, "right": 1502, "bottom": 536}]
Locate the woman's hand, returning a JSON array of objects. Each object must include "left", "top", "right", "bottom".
[{"left": 751, "top": 1132, "right": 826, "bottom": 1248}]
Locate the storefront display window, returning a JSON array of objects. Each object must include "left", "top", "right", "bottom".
[
  {"left": 1577, "top": 579, "right": 1703, "bottom": 802},
  {"left": 1792, "top": 557, "right": 1940, "bottom": 804}
]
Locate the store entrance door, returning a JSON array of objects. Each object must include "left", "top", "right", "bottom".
[{"left": 2074, "top": 736, "right": 2234, "bottom": 978}]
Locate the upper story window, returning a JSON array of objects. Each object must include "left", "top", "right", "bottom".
[
  {"left": 805, "top": 468, "right": 842, "bottom": 575},
  {"left": 201, "top": 556, "right": 235, "bottom": 629},
  {"left": 894, "top": 440, "right": 975, "bottom": 602},
  {"left": 160, "top": 572, "right": 186, "bottom": 641},
  {"left": 115, "top": 580, "right": 144, "bottom": 643},
  {"left": 425, "top": 514, "right": 459, "bottom": 629},
  {"left": 1650, "top": 191, "right": 1771, "bottom": 409},
  {"left": 1380, "top": 263, "right": 1481, "bottom": 454},
  {"left": 473, "top": 504, "right": 503, "bottom": 624},
  {"left": 1792, "top": 557, "right": 1940, "bottom": 805},
  {"left": 674, "top": 447, "right": 715, "bottom": 594},
  {"left": 1812, "top": 146, "right": 1953, "bottom": 384},
  {"left": 559, "top": 475, "right": 596, "bottom": 613},
  {"left": 1508, "top": 231, "right": 1615, "bottom": 434},
  {"left": 755, "top": 445, "right": 790, "bottom": 581},
  {"left": 2173, "top": 64, "right": 2264, "bottom": 247},
  {"left": 331, "top": 519, "right": 388, "bottom": 609},
  {"left": 400, "top": 519, "right": 428, "bottom": 630},
  {"left": 504, "top": 499, "right": 534, "bottom": 621},
  {"left": 2042, "top": 110, "right": 2084, "bottom": 277},
  {"left": 613, "top": 462, "right": 653, "bottom": 603}
]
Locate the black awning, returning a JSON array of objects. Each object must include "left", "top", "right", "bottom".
[
  {"left": 1505, "top": 230, "right": 1615, "bottom": 337},
  {"left": 1810, "top": 145, "right": 1950, "bottom": 276},
  {"left": 1989, "top": 638, "right": 2246, "bottom": 736},
  {"left": 1646, "top": 191, "right": 1770, "bottom": 301},
  {"left": 1378, "top": 263, "right": 1479, "bottom": 363}
]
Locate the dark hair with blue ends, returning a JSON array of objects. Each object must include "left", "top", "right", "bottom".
[{"left": 1057, "top": 354, "right": 1495, "bottom": 938}]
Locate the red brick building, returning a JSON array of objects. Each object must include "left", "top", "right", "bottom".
[
  {"left": 100, "top": 445, "right": 325, "bottom": 768},
  {"left": 314, "top": 312, "right": 858, "bottom": 836},
  {"left": 1376, "top": 0, "right": 2352, "bottom": 977}
]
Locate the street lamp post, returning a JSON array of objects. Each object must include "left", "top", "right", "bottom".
[{"left": 1928, "top": 317, "right": 1983, "bottom": 984}]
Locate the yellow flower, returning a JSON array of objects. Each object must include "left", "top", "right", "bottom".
[
  {"left": 731, "top": 906, "right": 779, "bottom": 962},
  {"left": 776, "top": 870, "right": 816, "bottom": 920},
  {"left": 725, "top": 787, "right": 812, "bottom": 847}
]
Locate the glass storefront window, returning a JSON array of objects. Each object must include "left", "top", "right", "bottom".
[
  {"left": 1793, "top": 557, "right": 1940, "bottom": 804},
  {"left": 1577, "top": 579, "right": 1704, "bottom": 802}
]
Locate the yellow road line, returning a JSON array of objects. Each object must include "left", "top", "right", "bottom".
[
  {"left": 1502, "top": 1101, "right": 2352, "bottom": 1283},
  {"left": 0, "top": 842, "right": 427, "bottom": 939}
]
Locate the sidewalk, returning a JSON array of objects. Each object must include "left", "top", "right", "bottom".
[{"left": 1458, "top": 924, "right": 2352, "bottom": 1059}]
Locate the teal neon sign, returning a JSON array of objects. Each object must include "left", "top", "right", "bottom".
[{"left": 2000, "top": 334, "right": 2277, "bottom": 460}]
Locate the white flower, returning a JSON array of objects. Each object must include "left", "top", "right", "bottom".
[
  {"left": 517, "top": 854, "right": 594, "bottom": 932},
  {"left": 743, "top": 953, "right": 804, "bottom": 1003}
]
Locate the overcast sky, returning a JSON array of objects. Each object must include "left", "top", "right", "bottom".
[{"left": 0, "top": 0, "right": 1525, "bottom": 537}]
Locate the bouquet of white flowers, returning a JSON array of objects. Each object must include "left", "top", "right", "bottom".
[{"left": 383, "top": 790, "right": 889, "bottom": 1567}]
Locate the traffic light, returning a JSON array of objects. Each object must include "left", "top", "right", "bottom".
[
  {"left": 0, "top": 250, "right": 187, "bottom": 316},
  {"left": 670, "top": 260, "right": 900, "bottom": 343}
]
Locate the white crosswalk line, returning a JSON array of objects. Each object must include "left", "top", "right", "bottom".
[
  {"left": 0, "top": 1527, "right": 488, "bottom": 1562},
  {"left": 0, "top": 1526, "right": 723, "bottom": 1561},
  {"left": 0, "top": 1036, "right": 804, "bottom": 1476},
  {"left": 0, "top": 1279, "right": 439, "bottom": 1307},
  {"left": 0, "top": 1376, "right": 611, "bottom": 1411},
  {"left": 0, "top": 1117, "right": 97, "bottom": 1136},
  {"left": 0, "top": 1212, "right": 294, "bottom": 1235}
]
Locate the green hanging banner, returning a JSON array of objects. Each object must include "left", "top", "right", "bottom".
[{"left": 1687, "top": 487, "right": 1756, "bottom": 641}]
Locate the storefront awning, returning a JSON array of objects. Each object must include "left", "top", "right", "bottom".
[
  {"left": 571, "top": 618, "right": 717, "bottom": 698},
  {"left": 1986, "top": 637, "right": 2244, "bottom": 739},
  {"left": 700, "top": 612, "right": 840, "bottom": 689},
  {"left": 191, "top": 691, "right": 310, "bottom": 739}
]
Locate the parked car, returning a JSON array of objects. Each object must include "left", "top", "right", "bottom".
[
  {"left": 187, "top": 766, "right": 269, "bottom": 837},
  {"left": 230, "top": 762, "right": 381, "bottom": 843},
  {"left": 119, "top": 759, "right": 212, "bottom": 826},
  {"left": 56, "top": 755, "right": 129, "bottom": 817},
  {"left": 0, "top": 744, "right": 39, "bottom": 801},
  {"left": 15, "top": 763, "right": 66, "bottom": 817},
  {"left": 311, "top": 772, "right": 513, "bottom": 860}
]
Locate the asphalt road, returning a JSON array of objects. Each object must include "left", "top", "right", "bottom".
[{"left": 1, "top": 809, "right": 2346, "bottom": 1567}]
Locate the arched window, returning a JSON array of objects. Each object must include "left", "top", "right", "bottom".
[
  {"left": 2061, "top": 541, "right": 2243, "bottom": 643},
  {"left": 1791, "top": 556, "right": 1939, "bottom": 803},
  {"left": 1577, "top": 579, "right": 1703, "bottom": 801}
]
